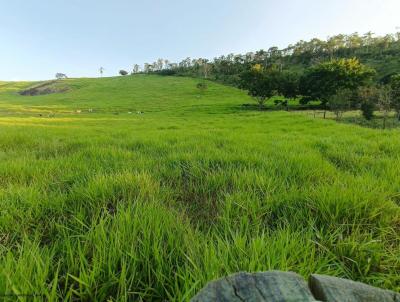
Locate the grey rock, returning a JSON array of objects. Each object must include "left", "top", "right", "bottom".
[
  {"left": 191, "top": 271, "right": 317, "bottom": 302},
  {"left": 309, "top": 274, "right": 400, "bottom": 302}
]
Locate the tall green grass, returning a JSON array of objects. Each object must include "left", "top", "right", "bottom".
[{"left": 0, "top": 76, "right": 399, "bottom": 301}]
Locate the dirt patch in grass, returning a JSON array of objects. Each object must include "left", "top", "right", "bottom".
[{"left": 19, "top": 80, "right": 69, "bottom": 96}]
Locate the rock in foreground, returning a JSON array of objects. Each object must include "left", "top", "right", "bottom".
[
  {"left": 191, "top": 271, "right": 316, "bottom": 302},
  {"left": 309, "top": 274, "right": 400, "bottom": 302},
  {"left": 191, "top": 271, "right": 400, "bottom": 302}
]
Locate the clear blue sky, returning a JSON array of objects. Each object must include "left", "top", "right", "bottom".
[{"left": 1, "top": 0, "right": 399, "bottom": 81}]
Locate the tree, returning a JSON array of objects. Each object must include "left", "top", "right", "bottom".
[
  {"left": 157, "top": 58, "right": 164, "bottom": 70},
  {"left": 132, "top": 64, "right": 140, "bottom": 74},
  {"left": 164, "top": 60, "right": 170, "bottom": 70},
  {"left": 300, "top": 58, "right": 375, "bottom": 105},
  {"left": 198, "top": 58, "right": 211, "bottom": 78},
  {"left": 363, "top": 31, "right": 375, "bottom": 53},
  {"left": 328, "top": 88, "right": 352, "bottom": 120},
  {"left": 99, "top": 67, "right": 105, "bottom": 77},
  {"left": 119, "top": 70, "right": 128, "bottom": 76},
  {"left": 239, "top": 65, "right": 279, "bottom": 110},
  {"left": 358, "top": 86, "right": 378, "bottom": 120},
  {"left": 55, "top": 73, "right": 67, "bottom": 79},
  {"left": 390, "top": 74, "right": 400, "bottom": 120}
]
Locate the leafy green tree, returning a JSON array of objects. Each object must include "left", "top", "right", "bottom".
[
  {"left": 239, "top": 65, "right": 279, "bottom": 110},
  {"left": 299, "top": 58, "right": 375, "bottom": 105},
  {"left": 55, "top": 73, "right": 67, "bottom": 79}
]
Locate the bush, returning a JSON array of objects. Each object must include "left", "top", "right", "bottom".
[
  {"left": 360, "top": 102, "right": 375, "bottom": 120},
  {"left": 119, "top": 70, "right": 128, "bottom": 76},
  {"left": 274, "top": 99, "right": 289, "bottom": 110},
  {"left": 196, "top": 82, "right": 208, "bottom": 93},
  {"left": 156, "top": 69, "right": 177, "bottom": 76}
]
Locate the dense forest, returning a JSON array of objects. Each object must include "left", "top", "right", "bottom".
[{"left": 133, "top": 32, "right": 400, "bottom": 84}]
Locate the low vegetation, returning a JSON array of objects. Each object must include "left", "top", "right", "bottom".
[{"left": 0, "top": 75, "right": 399, "bottom": 300}]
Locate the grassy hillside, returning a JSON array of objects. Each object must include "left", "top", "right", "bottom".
[
  {"left": 0, "top": 75, "right": 247, "bottom": 115},
  {"left": 0, "top": 75, "right": 399, "bottom": 301}
]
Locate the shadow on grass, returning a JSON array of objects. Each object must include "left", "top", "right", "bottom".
[
  {"left": 239, "top": 103, "right": 326, "bottom": 112},
  {"left": 238, "top": 104, "right": 400, "bottom": 130},
  {"left": 340, "top": 115, "right": 400, "bottom": 129}
]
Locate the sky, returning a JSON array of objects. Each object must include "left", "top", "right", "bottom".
[{"left": 1, "top": 0, "right": 399, "bottom": 81}]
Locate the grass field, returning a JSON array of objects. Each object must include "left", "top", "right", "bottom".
[{"left": 0, "top": 75, "right": 399, "bottom": 301}]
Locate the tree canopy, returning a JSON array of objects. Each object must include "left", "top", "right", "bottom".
[
  {"left": 299, "top": 58, "right": 375, "bottom": 104},
  {"left": 239, "top": 66, "right": 280, "bottom": 109}
]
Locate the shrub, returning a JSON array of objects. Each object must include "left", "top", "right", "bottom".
[
  {"left": 156, "top": 69, "right": 177, "bottom": 76},
  {"left": 196, "top": 82, "right": 208, "bottom": 94},
  {"left": 119, "top": 70, "right": 128, "bottom": 76}
]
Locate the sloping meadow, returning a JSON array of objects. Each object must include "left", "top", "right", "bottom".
[{"left": 0, "top": 76, "right": 399, "bottom": 301}]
